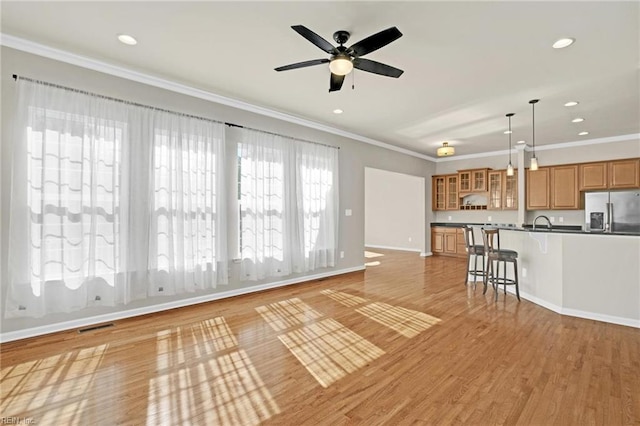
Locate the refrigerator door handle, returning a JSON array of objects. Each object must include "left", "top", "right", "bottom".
[{"left": 606, "top": 202, "right": 612, "bottom": 232}]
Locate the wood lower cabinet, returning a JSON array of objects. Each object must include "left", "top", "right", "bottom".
[
  {"left": 526, "top": 168, "right": 550, "bottom": 210},
  {"left": 609, "top": 159, "right": 640, "bottom": 188},
  {"left": 550, "top": 165, "right": 580, "bottom": 209},
  {"left": 432, "top": 227, "right": 466, "bottom": 258}
]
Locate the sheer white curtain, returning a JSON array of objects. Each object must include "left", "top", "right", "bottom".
[
  {"left": 148, "top": 112, "right": 227, "bottom": 296},
  {"left": 238, "top": 128, "right": 338, "bottom": 281},
  {"left": 6, "top": 80, "right": 227, "bottom": 318}
]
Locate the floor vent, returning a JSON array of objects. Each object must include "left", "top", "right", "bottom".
[{"left": 78, "top": 323, "right": 115, "bottom": 334}]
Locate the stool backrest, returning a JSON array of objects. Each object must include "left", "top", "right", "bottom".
[
  {"left": 481, "top": 228, "right": 501, "bottom": 253},
  {"left": 463, "top": 226, "right": 476, "bottom": 249}
]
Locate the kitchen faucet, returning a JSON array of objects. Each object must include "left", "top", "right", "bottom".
[{"left": 533, "top": 215, "right": 552, "bottom": 230}]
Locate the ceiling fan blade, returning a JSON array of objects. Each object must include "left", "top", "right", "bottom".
[
  {"left": 329, "top": 73, "right": 345, "bottom": 92},
  {"left": 292, "top": 25, "right": 337, "bottom": 54},
  {"left": 353, "top": 58, "right": 404, "bottom": 78},
  {"left": 348, "top": 27, "right": 403, "bottom": 57},
  {"left": 275, "top": 58, "right": 330, "bottom": 72}
]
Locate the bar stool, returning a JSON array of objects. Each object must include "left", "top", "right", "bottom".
[
  {"left": 481, "top": 228, "right": 520, "bottom": 301},
  {"left": 462, "top": 226, "right": 486, "bottom": 287}
]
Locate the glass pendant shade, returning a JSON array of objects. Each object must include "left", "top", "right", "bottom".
[
  {"left": 530, "top": 156, "right": 539, "bottom": 171},
  {"left": 507, "top": 163, "right": 514, "bottom": 176},
  {"left": 437, "top": 142, "right": 455, "bottom": 157},
  {"left": 329, "top": 57, "right": 354, "bottom": 76}
]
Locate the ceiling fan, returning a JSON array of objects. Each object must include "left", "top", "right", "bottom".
[{"left": 275, "top": 25, "right": 404, "bottom": 92}]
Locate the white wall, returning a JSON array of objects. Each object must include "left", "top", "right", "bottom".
[{"left": 364, "top": 168, "right": 425, "bottom": 252}]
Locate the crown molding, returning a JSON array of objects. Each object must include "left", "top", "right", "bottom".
[
  {"left": 437, "top": 133, "right": 639, "bottom": 162},
  {"left": 1, "top": 33, "right": 435, "bottom": 162}
]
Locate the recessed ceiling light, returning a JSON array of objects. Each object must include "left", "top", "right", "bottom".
[
  {"left": 517, "top": 140, "right": 526, "bottom": 144},
  {"left": 578, "top": 131, "right": 589, "bottom": 136},
  {"left": 333, "top": 109, "right": 343, "bottom": 114},
  {"left": 572, "top": 117, "right": 585, "bottom": 123},
  {"left": 564, "top": 101, "right": 579, "bottom": 107},
  {"left": 503, "top": 130, "right": 512, "bottom": 134},
  {"left": 553, "top": 38, "right": 575, "bottom": 49},
  {"left": 117, "top": 34, "right": 137, "bottom": 45}
]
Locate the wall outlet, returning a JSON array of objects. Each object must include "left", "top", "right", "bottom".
[
  {"left": 550, "top": 216, "right": 555, "bottom": 223},
  {"left": 345, "top": 209, "right": 352, "bottom": 216},
  {"left": 487, "top": 216, "right": 492, "bottom": 222},
  {"left": 448, "top": 216, "right": 452, "bottom": 221},
  {"left": 408, "top": 237, "right": 412, "bottom": 242},
  {"left": 522, "top": 267, "right": 527, "bottom": 278},
  {"left": 559, "top": 217, "right": 564, "bottom": 223},
  {"left": 340, "top": 251, "right": 344, "bottom": 258}
]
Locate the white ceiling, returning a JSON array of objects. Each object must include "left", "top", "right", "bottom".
[{"left": 2, "top": 1, "right": 639, "bottom": 158}]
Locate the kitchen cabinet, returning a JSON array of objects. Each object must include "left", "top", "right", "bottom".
[
  {"left": 609, "top": 159, "right": 639, "bottom": 189},
  {"left": 579, "top": 162, "right": 608, "bottom": 190},
  {"left": 431, "top": 227, "right": 466, "bottom": 258},
  {"left": 458, "top": 171, "right": 471, "bottom": 193},
  {"left": 488, "top": 170, "right": 518, "bottom": 210},
  {"left": 550, "top": 165, "right": 580, "bottom": 209},
  {"left": 432, "top": 176, "right": 446, "bottom": 211},
  {"left": 526, "top": 168, "right": 550, "bottom": 210},
  {"left": 503, "top": 170, "right": 518, "bottom": 210},
  {"left": 433, "top": 174, "right": 459, "bottom": 211},
  {"left": 472, "top": 169, "right": 489, "bottom": 192},
  {"left": 458, "top": 168, "right": 490, "bottom": 193},
  {"left": 488, "top": 171, "right": 503, "bottom": 209},
  {"left": 446, "top": 175, "right": 459, "bottom": 210}
]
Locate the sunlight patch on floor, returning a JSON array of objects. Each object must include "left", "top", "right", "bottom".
[
  {"left": 255, "top": 298, "right": 324, "bottom": 332},
  {"left": 365, "top": 260, "right": 382, "bottom": 267},
  {"left": 356, "top": 302, "right": 441, "bottom": 338},
  {"left": 148, "top": 319, "right": 279, "bottom": 425},
  {"left": 364, "top": 250, "right": 384, "bottom": 259},
  {"left": 0, "top": 344, "right": 107, "bottom": 424},
  {"left": 320, "top": 289, "right": 368, "bottom": 307},
  {"left": 278, "top": 318, "right": 385, "bottom": 388}
]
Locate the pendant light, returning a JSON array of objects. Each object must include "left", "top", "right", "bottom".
[
  {"left": 529, "top": 99, "right": 539, "bottom": 170},
  {"left": 506, "top": 113, "right": 515, "bottom": 176}
]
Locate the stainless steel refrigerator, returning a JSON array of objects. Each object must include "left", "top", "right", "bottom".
[{"left": 585, "top": 190, "right": 640, "bottom": 233}]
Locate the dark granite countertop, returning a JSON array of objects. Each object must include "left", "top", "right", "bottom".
[{"left": 430, "top": 222, "right": 640, "bottom": 237}]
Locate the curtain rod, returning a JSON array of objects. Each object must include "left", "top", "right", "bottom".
[{"left": 12, "top": 74, "right": 339, "bottom": 150}]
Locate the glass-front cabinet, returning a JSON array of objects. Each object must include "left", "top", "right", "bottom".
[
  {"left": 433, "top": 176, "right": 446, "bottom": 210},
  {"left": 503, "top": 170, "right": 518, "bottom": 210},
  {"left": 458, "top": 171, "right": 471, "bottom": 193},
  {"left": 488, "top": 171, "right": 502, "bottom": 209},
  {"left": 446, "top": 175, "right": 458, "bottom": 210}
]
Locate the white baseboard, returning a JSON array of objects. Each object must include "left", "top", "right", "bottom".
[
  {"left": 365, "top": 244, "right": 422, "bottom": 253},
  {"left": 0, "top": 265, "right": 366, "bottom": 343},
  {"left": 501, "top": 286, "right": 639, "bottom": 329},
  {"left": 421, "top": 252, "right": 432, "bottom": 257}
]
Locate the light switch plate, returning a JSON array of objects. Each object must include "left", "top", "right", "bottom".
[{"left": 345, "top": 209, "right": 352, "bottom": 216}]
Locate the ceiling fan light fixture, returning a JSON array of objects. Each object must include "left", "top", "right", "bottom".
[
  {"left": 437, "top": 142, "right": 455, "bottom": 157},
  {"left": 329, "top": 56, "right": 353, "bottom": 76}
]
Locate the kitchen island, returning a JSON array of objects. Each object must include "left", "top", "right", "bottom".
[
  {"left": 433, "top": 223, "right": 640, "bottom": 328},
  {"left": 495, "top": 229, "right": 639, "bottom": 328}
]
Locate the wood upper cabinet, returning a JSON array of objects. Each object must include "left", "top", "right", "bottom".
[
  {"left": 432, "top": 176, "right": 446, "bottom": 211},
  {"left": 503, "top": 170, "right": 518, "bottom": 210},
  {"left": 472, "top": 169, "right": 489, "bottom": 192},
  {"left": 488, "top": 171, "right": 503, "bottom": 210},
  {"left": 550, "top": 165, "right": 580, "bottom": 209},
  {"left": 526, "top": 168, "right": 550, "bottom": 210},
  {"left": 458, "top": 168, "right": 489, "bottom": 193},
  {"left": 579, "top": 162, "right": 608, "bottom": 190},
  {"left": 609, "top": 159, "right": 640, "bottom": 188},
  {"left": 458, "top": 171, "right": 471, "bottom": 193},
  {"left": 446, "top": 175, "right": 459, "bottom": 210}
]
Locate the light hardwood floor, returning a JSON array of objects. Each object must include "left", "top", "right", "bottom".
[{"left": 1, "top": 249, "right": 639, "bottom": 425}]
